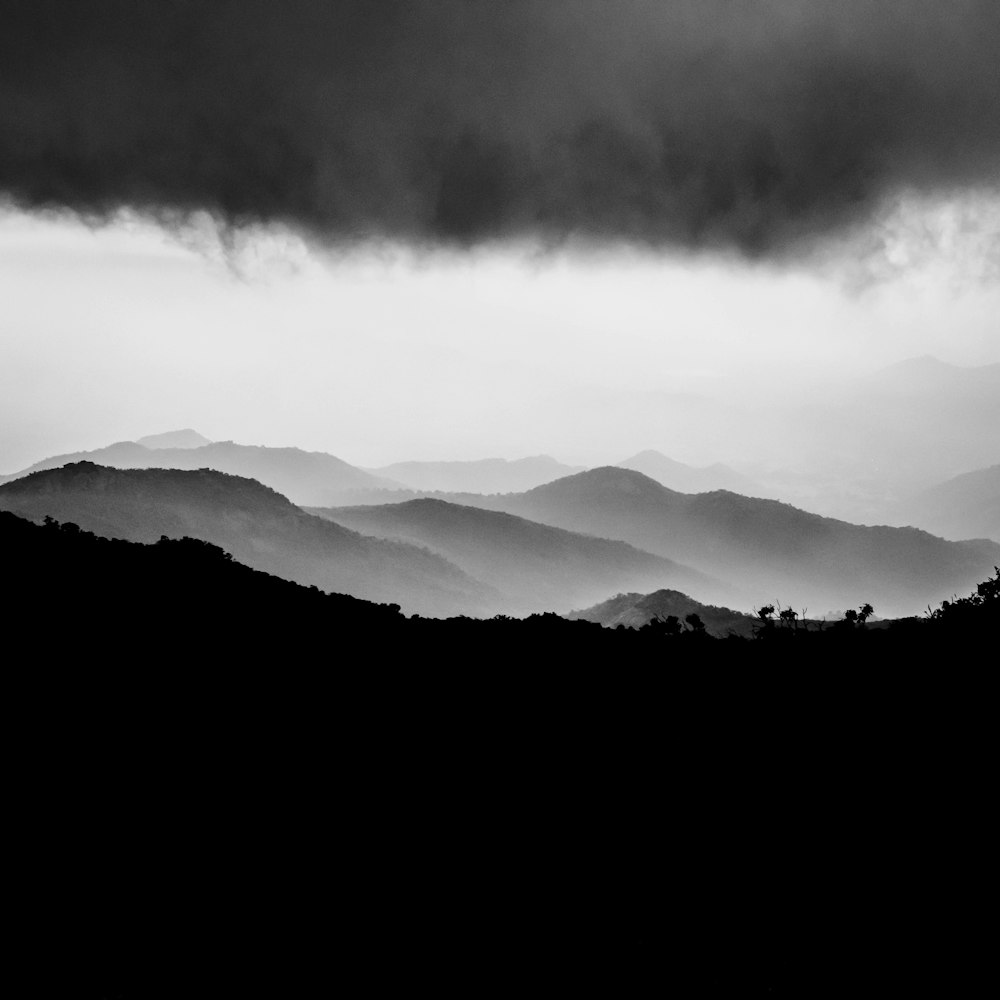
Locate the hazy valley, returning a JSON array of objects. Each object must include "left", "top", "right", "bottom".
[{"left": 3, "top": 407, "right": 996, "bottom": 622}]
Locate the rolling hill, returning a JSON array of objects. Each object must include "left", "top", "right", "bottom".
[
  {"left": 567, "top": 590, "right": 758, "bottom": 637},
  {"left": 0, "top": 462, "right": 494, "bottom": 617},
  {"left": 309, "top": 497, "right": 728, "bottom": 613},
  {"left": 468, "top": 467, "right": 1000, "bottom": 616},
  {"left": 0, "top": 438, "right": 397, "bottom": 505}
]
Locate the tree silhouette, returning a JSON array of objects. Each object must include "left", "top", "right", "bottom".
[{"left": 685, "top": 612, "right": 706, "bottom": 634}]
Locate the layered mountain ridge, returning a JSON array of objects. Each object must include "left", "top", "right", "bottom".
[
  {"left": 448, "top": 467, "right": 1000, "bottom": 616},
  {"left": 0, "top": 462, "right": 494, "bottom": 617},
  {"left": 311, "top": 496, "right": 728, "bottom": 613},
  {"left": 0, "top": 439, "right": 397, "bottom": 505}
]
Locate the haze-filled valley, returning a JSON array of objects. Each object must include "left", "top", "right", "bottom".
[{"left": 2, "top": 420, "right": 996, "bottom": 620}]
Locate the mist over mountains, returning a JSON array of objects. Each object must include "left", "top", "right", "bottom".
[
  {"left": 0, "top": 438, "right": 398, "bottom": 506},
  {"left": 311, "top": 497, "right": 726, "bottom": 614},
  {"left": 4, "top": 423, "right": 996, "bottom": 620},
  {"left": 367, "top": 456, "right": 584, "bottom": 495},
  {"left": 452, "top": 466, "right": 1000, "bottom": 617},
  {"left": 788, "top": 357, "right": 1000, "bottom": 485},
  {"left": 4, "top": 352, "right": 994, "bottom": 528},
  {"left": 552, "top": 357, "right": 999, "bottom": 526},
  {"left": 616, "top": 451, "right": 768, "bottom": 497},
  {"left": 890, "top": 464, "right": 1000, "bottom": 543},
  {"left": 0, "top": 463, "right": 495, "bottom": 617}
]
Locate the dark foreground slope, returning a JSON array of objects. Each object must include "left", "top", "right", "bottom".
[
  {"left": 4, "top": 511, "right": 996, "bottom": 997},
  {"left": 311, "top": 497, "right": 729, "bottom": 612},
  {"left": 481, "top": 467, "right": 1000, "bottom": 616},
  {"left": 0, "top": 462, "right": 494, "bottom": 616}
]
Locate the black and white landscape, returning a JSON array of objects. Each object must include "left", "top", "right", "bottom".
[{"left": 2, "top": 2, "right": 998, "bottom": 996}]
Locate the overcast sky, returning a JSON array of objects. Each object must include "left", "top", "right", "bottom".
[
  {"left": 1, "top": 196, "right": 997, "bottom": 472},
  {"left": 1, "top": 2, "right": 998, "bottom": 472}
]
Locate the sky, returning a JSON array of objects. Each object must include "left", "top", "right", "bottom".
[
  {"left": 1, "top": 197, "right": 997, "bottom": 473},
  {"left": 1, "top": 2, "right": 998, "bottom": 472}
]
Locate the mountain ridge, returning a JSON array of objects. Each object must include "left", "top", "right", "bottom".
[
  {"left": 135, "top": 428, "right": 212, "bottom": 449},
  {"left": 310, "top": 496, "right": 731, "bottom": 613},
  {"left": 0, "top": 462, "right": 496, "bottom": 617},
  {"left": 0, "top": 439, "right": 398, "bottom": 504},
  {"left": 616, "top": 450, "right": 768, "bottom": 496},
  {"left": 470, "top": 466, "right": 1000, "bottom": 616}
]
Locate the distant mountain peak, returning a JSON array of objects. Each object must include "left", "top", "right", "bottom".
[
  {"left": 899, "top": 354, "right": 947, "bottom": 367},
  {"left": 531, "top": 465, "right": 669, "bottom": 497},
  {"left": 612, "top": 452, "right": 768, "bottom": 498},
  {"left": 622, "top": 449, "right": 688, "bottom": 468},
  {"left": 135, "top": 428, "right": 212, "bottom": 449}
]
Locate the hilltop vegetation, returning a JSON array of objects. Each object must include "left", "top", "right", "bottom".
[
  {"left": 569, "top": 589, "right": 757, "bottom": 637},
  {"left": 5, "top": 509, "right": 995, "bottom": 664}
]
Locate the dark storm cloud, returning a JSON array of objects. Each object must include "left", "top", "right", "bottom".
[{"left": 1, "top": 0, "right": 998, "bottom": 255}]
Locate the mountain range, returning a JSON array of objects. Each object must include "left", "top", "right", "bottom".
[
  {"left": 0, "top": 463, "right": 495, "bottom": 617},
  {"left": 4, "top": 425, "right": 996, "bottom": 619},
  {"left": 0, "top": 439, "right": 397, "bottom": 506},
  {"left": 445, "top": 467, "right": 1000, "bottom": 616},
  {"left": 310, "top": 497, "right": 727, "bottom": 613}
]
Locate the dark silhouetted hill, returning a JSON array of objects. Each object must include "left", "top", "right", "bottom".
[
  {"left": 472, "top": 467, "right": 1000, "bottom": 616},
  {"left": 368, "top": 455, "right": 583, "bottom": 493},
  {"left": 309, "top": 497, "right": 728, "bottom": 613},
  {"left": 0, "top": 463, "right": 494, "bottom": 617},
  {"left": 568, "top": 589, "right": 757, "bottom": 637},
  {"left": 1, "top": 507, "right": 404, "bottom": 635},
  {"left": 617, "top": 450, "right": 768, "bottom": 496},
  {"left": 5, "top": 517, "right": 997, "bottom": 1000},
  {"left": 0, "top": 439, "right": 397, "bottom": 504},
  {"left": 891, "top": 464, "right": 999, "bottom": 542},
  {"left": 6, "top": 504, "right": 994, "bottom": 660}
]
